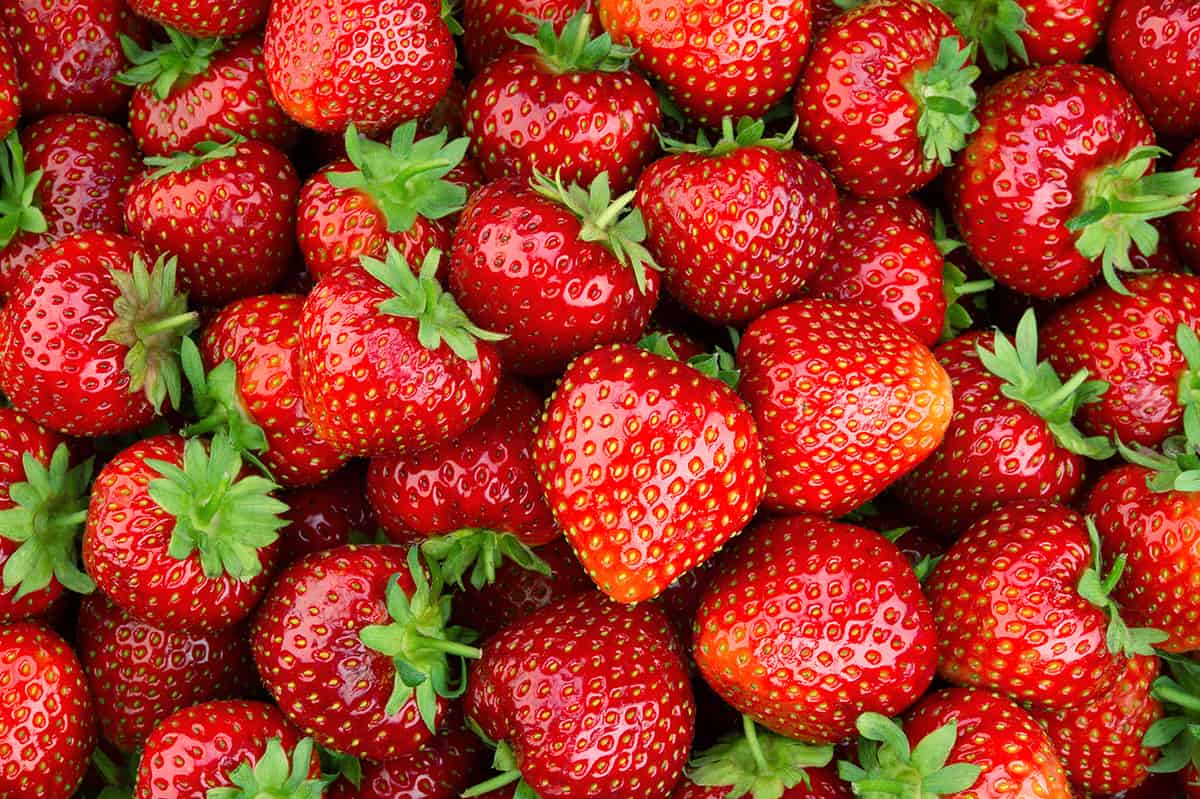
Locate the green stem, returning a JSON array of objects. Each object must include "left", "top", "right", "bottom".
[
  {"left": 462, "top": 769, "right": 522, "bottom": 797},
  {"left": 742, "top": 716, "right": 770, "bottom": 775},
  {"left": 134, "top": 311, "right": 200, "bottom": 339},
  {"left": 1158, "top": 682, "right": 1200, "bottom": 716},
  {"left": 409, "top": 634, "right": 482, "bottom": 659}
]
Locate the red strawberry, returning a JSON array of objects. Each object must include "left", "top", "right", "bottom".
[
  {"left": 128, "top": 0, "right": 268, "bottom": 37},
  {"left": 934, "top": 0, "right": 1113, "bottom": 71},
  {"left": 1171, "top": 138, "right": 1200, "bottom": 271},
  {"left": 299, "top": 246, "right": 503, "bottom": 458},
  {"left": 326, "top": 720, "right": 484, "bottom": 799},
  {"left": 463, "top": 0, "right": 594, "bottom": 72},
  {"left": 736, "top": 298, "right": 953, "bottom": 518},
  {"left": 0, "top": 623, "right": 96, "bottom": 799},
  {"left": 0, "top": 33, "right": 19, "bottom": 140},
  {"left": 634, "top": 118, "right": 839, "bottom": 325},
  {"left": 596, "top": 0, "right": 812, "bottom": 127},
  {"left": 263, "top": 0, "right": 455, "bottom": 133},
  {"left": 464, "top": 11, "right": 660, "bottom": 193},
  {"left": 76, "top": 592, "right": 252, "bottom": 752},
  {"left": 278, "top": 464, "right": 376, "bottom": 563},
  {"left": 252, "top": 545, "right": 481, "bottom": 761},
  {"left": 120, "top": 31, "right": 300, "bottom": 157},
  {"left": 950, "top": 64, "right": 1200, "bottom": 298},
  {"left": 463, "top": 591, "right": 694, "bottom": 799},
  {"left": 449, "top": 173, "right": 660, "bottom": 375},
  {"left": 1108, "top": 0, "right": 1200, "bottom": 139}
]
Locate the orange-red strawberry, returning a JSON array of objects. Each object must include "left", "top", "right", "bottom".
[
  {"left": 1108, "top": 0, "right": 1200, "bottom": 139},
  {"left": 128, "top": 0, "right": 268, "bottom": 37},
  {"left": 462, "top": 0, "right": 595, "bottom": 73},
  {"left": 934, "top": 0, "right": 1113, "bottom": 71},
  {"left": 0, "top": 32, "right": 18, "bottom": 140}
]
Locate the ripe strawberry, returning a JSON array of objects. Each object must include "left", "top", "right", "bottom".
[
  {"left": 934, "top": 0, "right": 1112, "bottom": 71},
  {"left": 299, "top": 246, "right": 503, "bottom": 458},
  {"left": 119, "top": 31, "right": 299, "bottom": 157},
  {"left": 278, "top": 464, "right": 376, "bottom": 563},
  {"left": 450, "top": 173, "right": 660, "bottom": 375},
  {"left": 0, "top": 623, "right": 96, "bottom": 799},
  {"left": 736, "top": 298, "right": 953, "bottom": 518},
  {"left": 83, "top": 432, "right": 287, "bottom": 632},
  {"left": 263, "top": 0, "right": 455, "bottom": 133},
  {"left": 634, "top": 118, "right": 839, "bottom": 325},
  {"left": 463, "top": 0, "right": 594, "bottom": 72},
  {"left": 0, "top": 33, "right": 18, "bottom": 140},
  {"left": 0, "top": 232, "right": 197, "bottom": 437},
  {"left": 596, "top": 0, "right": 811, "bottom": 127},
  {"left": 76, "top": 592, "right": 252, "bottom": 752},
  {"left": 128, "top": 0, "right": 268, "bottom": 37},
  {"left": 1108, "top": 0, "right": 1200, "bottom": 139},
  {"left": 326, "top": 720, "right": 484, "bottom": 799},
  {"left": 464, "top": 11, "right": 660, "bottom": 193},
  {"left": 252, "top": 545, "right": 481, "bottom": 761},
  {"left": 463, "top": 591, "right": 694, "bottom": 799},
  {"left": 135, "top": 699, "right": 319, "bottom": 799},
  {"left": 950, "top": 64, "right": 1200, "bottom": 298},
  {"left": 795, "top": 0, "right": 979, "bottom": 198},
  {"left": 1171, "top": 138, "right": 1200, "bottom": 271}
]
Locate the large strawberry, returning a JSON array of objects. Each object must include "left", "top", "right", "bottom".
[
  {"left": 693, "top": 516, "right": 938, "bottom": 745},
  {"left": 463, "top": 591, "right": 694, "bottom": 799},
  {"left": 795, "top": 0, "right": 979, "bottom": 198},
  {"left": 263, "top": 0, "right": 455, "bottom": 133},
  {"left": 462, "top": 0, "right": 594, "bottom": 73},
  {"left": 0, "top": 33, "right": 18, "bottom": 140},
  {"left": 635, "top": 118, "right": 839, "bottom": 325},
  {"left": 933, "top": 0, "right": 1113, "bottom": 71},
  {"left": 1108, "top": 0, "right": 1200, "bottom": 139},
  {"left": 128, "top": 0, "right": 268, "bottom": 37},
  {"left": 736, "top": 298, "right": 953, "bottom": 518}
]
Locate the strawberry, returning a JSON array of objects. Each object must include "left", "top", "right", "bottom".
[
  {"left": 634, "top": 118, "right": 839, "bottom": 326},
  {"left": 1142, "top": 657, "right": 1200, "bottom": 795},
  {"left": 693, "top": 516, "right": 937, "bottom": 745},
  {"left": 128, "top": 0, "right": 268, "bottom": 37},
  {"left": 463, "top": 11, "right": 661, "bottom": 193},
  {"left": 299, "top": 246, "right": 503, "bottom": 458},
  {"left": 76, "top": 592, "right": 252, "bottom": 751},
  {"left": 1108, "top": 0, "right": 1200, "bottom": 139},
  {"left": 0, "top": 623, "right": 96, "bottom": 799},
  {"left": 736, "top": 298, "right": 953, "bottom": 518},
  {"left": 263, "top": 0, "right": 455, "bottom": 133},
  {"left": 278, "top": 464, "right": 376, "bottom": 563},
  {"left": 463, "top": 591, "right": 694, "bottom": 799},
  {"left": 463, "top": 0, "right": 594, "bottom": 72},
  {"left": 933, "top": 0, "right": 1112, "bottom": 71},
  {"left": 449, "top": 173, "right": 660, "bottom": 375},
  {"left": 83, "top": 432, "right": 287, "bottom": 632},
  {"left": 795, "top": 0, "right": 979, "bottom": 198},
  {"left": 0, "top": 232, "right": 198, "bottom": 437},
  {"left": 252, "top": 545, "right": 481, "bottom": 761},
  {"left": 119, "top": 31, "right": 300, "bottom": 158},
  {"left": 135, "top": 699, "right": 319, "bottom": 799},
  {"left": 326, "top": 720, "right": 484, "bottom": 799},
  {"left": 1171, "top": 138, "right": 1200, "bottom": 271},
  {"left": 0, "top": 33, "right": 18, "bottom": 140},
  {"left": 950, "top": 64, "right": 1200, "bottom": 298},
  {"left": 596, "top": 0, "right": 812, "bottom": 127}
]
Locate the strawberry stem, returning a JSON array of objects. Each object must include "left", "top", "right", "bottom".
[
  {"left": 510, "top": 10, "right": 635, "bottom": 74},
  {"left": 1077, "top": 518, "right": 1166, "bottom": 656},
  {"left": 115, "top": 27, "right": 225, "bottom": 101},
  {"left": 906, "top": 37, "right": 981, "bottom": 169},
  {"left": 0, "top": 132, "right": 47, "bottom": 249},
  {"left": 931, "top": 0, "right": 1030, "bottom": 71}
]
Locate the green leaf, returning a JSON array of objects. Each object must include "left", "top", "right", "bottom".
[
  {"left": 908, "top": 37, "right": 981, "bottom": 169},
  {"left": 116, "top": 28, "right": 225, "bottom": 100},
  {"left": 931, "top": 0, "right": 1031, "bottom": 72},
  {"left": 0, "top": 132, "right": 47, "bottom": 249},
  {"left": 510, "top": 9, "right": 635, "bottom": 73}
]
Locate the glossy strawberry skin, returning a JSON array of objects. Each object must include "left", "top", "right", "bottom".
[
  {"left": 449, "top": 179, "right": 660, "bottom": 375},
  {"left": 0, "top": 32, "right": 19, "bottom": 140},
  {"left": 950, "top": 64, "right": 1155, "bottom": 298},
  {"left": 694, "top": 516, "right": 937, "bottom": 744},
  {"left": 736, "top": 298, "right": 953, "bottom": 517},
  {"left": 326, "top": 721, "right": 483, "bottom": 799},
  {"left": 129, "top": 0, "right": 268, "bottom": 37},
  {"left": 795, "top": 0, "right": 967, "bottom": 198},
  {"left": 128, "top": 34, "right": 300, "bottom": 158},
  {"left": 200, "top": 294, "right": 350, "bottom": 487},
  {"left": 83, "top": 434, "right": 281, "bottom": 633},
  {"left": 670, "top": 766, "right": 852, "bottom": 799},
  {"left": 1108, "top": 0, "right": 1200, "bottom": 138},
  {"left": 462, "top": 0, "right": 594, "bottom": 73},
  {"left": 465, "top": 591, "right": 695, "bottom": 799},
  {"left": 263, "top": 0, "right": 455, "bottom": 133},
  {"left": 278, "top": 464, "right": 376, "bottom": 564},
  {"left": 635, "top": 145, "right": 839, "bottom": 325},
  {"left": 1170, "top": 138, "right": 1200, "bottom": 271},
  {"left": 0, "top": 623, "right": 96, "bottom": 799},
  {"left": 1017, "top": 0, "right": 1114, "bottom": 65}
]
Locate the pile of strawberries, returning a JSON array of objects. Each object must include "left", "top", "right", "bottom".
[{"left": 5, "top": 0, "right": 1200, "bottom": 797}]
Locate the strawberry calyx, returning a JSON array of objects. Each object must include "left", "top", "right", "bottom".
[
  {"left": 974, "top": 309, "right": 1115, "bottom": 459},
  {"left": 101, "top": 254, "right": 200, "bottom": 415},
  {"left": 936, "top": 212, "right": 992, "bottom": 343},
  {"left": 365, "top": 245, "right": 506, "bottom": 361},
  {"left": 0, "top": 132, "right": 47, "bottom": 249},
  {"left": 837, "top": 712, "right": 982, "bottom": 797},
  {"left": 179, "top": 338, "right": 271, "bottom": 475},
  {"left": 143, "top": 135, "right": 243, "bottom": 180},
  {"left": 326, "top": 122, "right": 469, "bottom": 234},
  {"left": 905, "top": 37, "right": 981, "bottom": 169},
  {"left": 511, "top": 10, "right": 635, "bottom": 74},
  {"left": 461, "top": 740, "right": 538, "bottom": 799},
  {"left": 637, "top": 331, "right": 742, "bottom": 388},
  {"left": 358, "top": 547, "right": 482, "bottom": 733},
  {"left": 1144, "top": 656, "right": 1200, "bottom": 776},
  {"left": 1175, "top": 324, "right": 1200, "bottom": 445},
  {"left": 659, "top": 116, "right": 796, "bottom": 157},
  {"left": 317, "top": 746, "right": 362, "bottom": 790},
  {"left": 1077, "top": 518, "right": 1167, "bottom": 657},
  {"left": 116, "top": 27, "right": 225, "bottom": 101},
  {"left": 931, "top": 0, "right": 1030, "bottom": 71},
  {"left": 687, "top": 715, "right": 833, "bottom": 799},
  {"left": 0, "top": 443, "right": 94, "bottom": 600},
  {"left": 1066, "top": 146, "right": 1200, "bottom": 296},
  {"left": 531, "top": 170, "right": 659, "bottom": 294},
  {"left": 440, "top": 0, "right": 464, "bottom": 36},
  {"left": 91, "top": 747, "right": 136, "bottom": 799},
  {"left": 418, "top": 528, "right": 552, "bottom": 591},
  {"left": 207, "top": 736, "right": 327, "bottom": 799},
  {"left": 145, "top": 432, "right": 288, "bottom": 581}
]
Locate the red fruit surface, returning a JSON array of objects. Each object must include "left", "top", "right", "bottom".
[
  {"left": 0, "top": 32, "right": 19, "bottom": 139},
  {"left": 1170, "top": 138, "right": 1200, "bottom": 271},
  {"left": 278, "top": 464, "right": 375, "bottom": 563},
  {"left": 462, "top": 0, "right": 594, "bottom": 73},
  {"left": 326, "top": 721, "right": 483, "bottom": 799},
  {"left": 1108, "top": 0, "right": 1200, "bottom": 138},
  {"left": 129, "top": 0, "right": 268, "bottom": 37}
]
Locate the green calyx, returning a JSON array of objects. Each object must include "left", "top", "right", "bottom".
[
  {"left": 317, "top": 746, "right": 361, "bottom": 790},
  {"left": 364, "top": 246, "right": 506, "bottom": 362},
  {"left": 932, "top": 0, "right": 1029, "bottom": 71},
  {"left": 0, "top": 132, "right": 47, "bottom": 249},
  {"left": 179, "top": 338, "right": 270, "bottom": 476},
  {"left": 936, "top": 212, "right": 992, "bottom": 342},
  {"left": 1118, "top": 436, "right": 1200, "bottom": 493},
  {"left": 511, "top": 10, "right": 635, "bottom": 74},
  {"left": 101, "top": 255, "right": 200, "bottom": 415},
  {"left": 636, "top": 331, "right": 742, "bottom": 389},
  {"left": 419, "top": 529, "right": 551, "bottom": 591},
  {"left": 530, "top": 170, "right": 659, "bottom": 294},
  {"left": 1176, "top": 324, "right": 1200, "bottom": 445},
  {"left": 207, "top": 737, "right": 327, "bottom": 799},
  {"left": 1145, "top": 656, "right": 1200, "bottom": 775},
  {"left": 146, "top": 432, "right": 288, "bottom": 581},
  {"left": 1076, "top": 518, "right": 1167, "bottom": 657},
  {"left": 461, "top": 741, "right": 540, "bottom": 799},
  {"left": 91, "top": 747, "right": 136, "bottom": 799},
  {"left": 974, "top": 309, "right": 1115, "bottom": 460},
  {"left": 143, "top": 135, "right": 243, "bottom": 180},
  {"left": 0, "top": 444, "right": 93, "bottom": 600},
  {"left": 1066, "top": 146, "right": 1200, "bottom": 296},
  {"left": 326, "top": 122, "right": 469, "bottom": 235},
  {"left": 358, "top": 547, "right": 482, "bottom": 733},
  {"left": 659, "top": 116, "right": 796, "bottom": 157},
  {"left": 688, "top": 715, "right": 833, "bottom": 799},
  {"left": 116, "top": 27, "right": 225, "bottom": 101},
  {"left": 906, "top": 37, "right": 980, "bottom": 169},
  {"left": 837, "top": 713, "right": 982, "bottom": 798},
  {"left": 440, "top": 0, "right": 464, "bottom": 36}
]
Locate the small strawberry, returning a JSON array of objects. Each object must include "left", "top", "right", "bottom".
[
  {"left": 933, "top": 0, "right": 1112, "bottom": 71},
  {"left": 278, "top": 464, "right": 376, "bottom": 563},
  {"left": 1108, "top": 0, "right": 1200, "bottom": 139},
  {"left": 128, "top": 0, "right": 268, "bottom": 37},
  {"left": 326, "top": 720, "right": 484, "bottom": 799},
  {"left": 0, "top": 32, "right": 18, "bottom": 140}
]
